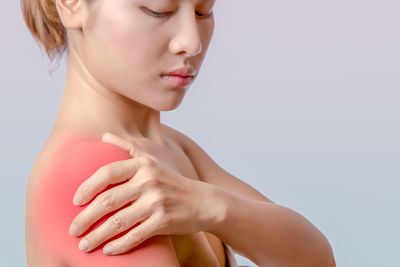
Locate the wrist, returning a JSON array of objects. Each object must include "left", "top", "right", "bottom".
[{"left": 197, "top": 181, "right": 230, "bottom": 234}]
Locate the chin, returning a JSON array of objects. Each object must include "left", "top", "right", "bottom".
[
  {"left": 152, "top": 95, "right": 185, "bottom": 112},
  {"left": 158, "top": 100, "right": 184, "bottom": 111}
]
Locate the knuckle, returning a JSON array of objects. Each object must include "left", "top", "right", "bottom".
[
  {"left": 127, "top": 143, "right": 137, "bottom": 155},
  {"left": 137, "top": 174, "right": 150, "bottom": 186},
  {"left": 141, "top": 157, "right": 154, "bottom": 167},
  {"left": 160, "top": 215, "right": 173, "bottom": 229},
  {"left": 139, "top": 174, "right": 158, "bottom": 189},
  {"left": 134, "top": 175, "right": 147, "bottom": 191},
  {"left": 151, "top": 191, "right": 168, "bottom": 209},
  {"left": 98, "top": 194, "right": 114, "bottom": 211},
  {"left": 110, "top": 216, "right": 126, "bottom": 231}
]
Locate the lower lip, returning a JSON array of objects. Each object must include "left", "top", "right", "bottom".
[{"left": 161, "top": 75, "right": 193, "bottom": 87}]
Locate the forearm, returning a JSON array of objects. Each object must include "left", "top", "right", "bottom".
[{"left": 205, "top": 186, "right": 336, "bottom": 267}]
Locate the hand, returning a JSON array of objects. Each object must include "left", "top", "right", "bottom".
[{"left": 69, "top": 132, "right": 223, "bottom": 255}]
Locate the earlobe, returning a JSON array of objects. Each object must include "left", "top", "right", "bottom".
[{"left": 55, "top": 0, "right": 84, "bottom": 29}]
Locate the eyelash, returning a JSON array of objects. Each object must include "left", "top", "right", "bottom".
[{"left": 146, "top": 8, "right": 213, "bottom": 19}]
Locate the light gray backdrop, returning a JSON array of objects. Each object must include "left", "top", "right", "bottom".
[{"left": 1, "top": 0, "right": 399, "bottom": 266}]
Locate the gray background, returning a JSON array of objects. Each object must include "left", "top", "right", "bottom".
[{"left": 1, "top": 0, "right": 399, "bottom": 266}]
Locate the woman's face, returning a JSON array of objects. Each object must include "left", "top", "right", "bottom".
[{"left": 75, "top": 0, "right": 215, "bottom": 111}]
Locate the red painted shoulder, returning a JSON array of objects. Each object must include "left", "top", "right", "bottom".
[{"left": 31, "top": 135, "right": 179, "bottom": 266}]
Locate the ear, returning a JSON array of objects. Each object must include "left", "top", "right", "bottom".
[{"left": 55, "top": 0, "right": 86, "bottom": 29}]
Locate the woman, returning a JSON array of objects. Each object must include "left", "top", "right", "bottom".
[{"left": 23, "top": 0, "right": 336, "bottom": 266}]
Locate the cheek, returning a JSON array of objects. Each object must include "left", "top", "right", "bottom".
[
  {"left": 199, "top": 20, "right": 215, "bottom": 52},
  {"left": 85, "top": 12, "right": 163, "bottom": 90},
  {"left": 96, "top": 15, "right": 144, "bottom": 70},
  {"left": 100, "top": 8, "right": 163, "bottom": 67}
]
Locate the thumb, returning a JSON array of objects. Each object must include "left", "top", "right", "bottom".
[{"left": 102, "top": 132, "right": 152, "bottom": 159}]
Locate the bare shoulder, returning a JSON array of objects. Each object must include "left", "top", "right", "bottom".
[
  {"left": 25, "top": 132, "right": 180, "bottom": 267},
  {"left": 161, "top": 124, "right": 273, "bottom": 203}
]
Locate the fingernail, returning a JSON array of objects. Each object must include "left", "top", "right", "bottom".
[
  {"left": 102, "top": 132, "right": 112, "bottom": 141},
  {"left": 69, "top": 223, "right": 80, "bottom": 236},
  {"left": 79, "top": 238, "right": 89, "bottom": 251},
  {"left": 73, "top": 192, "right": 83, "bottom": 206},
  {"left": 103, "top": 244, "right": 114, "bottom": 255}
]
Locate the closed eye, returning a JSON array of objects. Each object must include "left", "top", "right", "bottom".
[
  {"left": 143, "top": 8, "right": 213, "bottom": 19},
  {"left": 145, "top": 8, "right": 172, "bottom": 18},
  {"left": 196, "top": 11, "right": 213, "bottom": 18}
]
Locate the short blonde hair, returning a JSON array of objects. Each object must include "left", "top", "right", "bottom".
[{"left": 21, "top": 0, "right": 67, "bottom": 63}]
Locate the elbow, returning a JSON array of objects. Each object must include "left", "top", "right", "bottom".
[
  {"left": 308, "top": 235, "right": 336, "bottom": 267},
  {"left": 284, "top": 239, "right": 336, "bottom": 267},
  {"left": 321, "top": 241, "right": 336, "bottom": 267},
  {"left": 289, "top": 231, "right": 336, "bottom": 267},
  {"left": 300, "top": 214, "right": 336, "bottom": 267}
]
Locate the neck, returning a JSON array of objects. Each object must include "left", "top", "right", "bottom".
[{"left": 53, "top": 55, "right": 166, "bottom": 147}]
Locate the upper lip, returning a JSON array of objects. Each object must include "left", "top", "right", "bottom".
[{"left": 163, "top": 67, "right": 197, "bottom": 77}]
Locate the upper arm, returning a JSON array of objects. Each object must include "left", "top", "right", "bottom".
[
  {"left": 165, "top": 125, "right": 274, "bottom": 203},
  {"left": 28, "top": 138, "right": 179, "bottom": 267}
]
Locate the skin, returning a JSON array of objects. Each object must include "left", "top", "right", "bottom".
[
  {"left": 26, "top": 0, "right": 225, "bottom": 266},
  {"left": 25, "top": 0, "right": 337, "bottom": 266},
  {"left": 54, "top": 0, "right": 214, "bottom": 141},
  {"left": 26, "top": 135, "right": 184, "bottom": 266}
]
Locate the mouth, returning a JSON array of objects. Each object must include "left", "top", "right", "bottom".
[{"left": 160, "top": 74, "right": 194, "bottom": 87}]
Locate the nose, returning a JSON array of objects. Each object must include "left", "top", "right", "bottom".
[{"left": 168, "top": 8, "right": 202, "bottom": 57}]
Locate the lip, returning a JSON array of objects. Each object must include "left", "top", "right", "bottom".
[
  {"left": 161, "top": 74, "right": 194, "bottom": 87},
  {"left": 162, "top": 67, "right": 197, "bottom": 77}
]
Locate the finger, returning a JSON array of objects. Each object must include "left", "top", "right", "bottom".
[
  {"left": 102, "top": 213, "right": 160, "bottom": 255},
  {"left": 73, "top": 157, "right": 145, "bottom": 206},
  {"left": 70, "top": 180, "right": 142, "bottom": 237},
  {"left": 76, "top": 196, "right": 151, "bottom": 252},
  {"left": 102, "top": 132, "right": 150, "bottom": 158}
]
